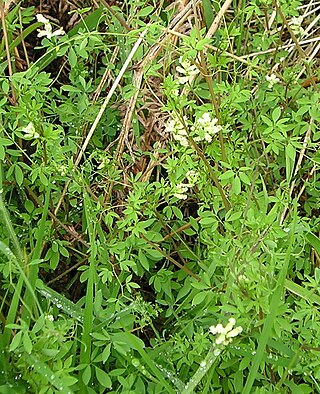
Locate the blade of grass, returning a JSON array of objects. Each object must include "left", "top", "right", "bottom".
[
  {"left": 0, "top": 242, "right": 43, "bottom": 345},
  {"left": 25, "top": 353, "right": 74, "bottom": 393},
  {"left": 284, "top": 279, "right": 320, "bottom": 305},
  {"left": 21, "top": 187, "right": 50, "bottom": 324},
  {"left": 37, "top": 283, "right": 84, "bottom": 322},
  {"left": 79, "top": 190, "right": 97, "bottom": 389},
  {"left": 243, "top": 200, "right": 298, "bottom": 393},
  {"left": 201, "top": 0, "right": 214, "bottom": 29},
  {"left": 124, "top": 332, "right": 176, "bottom": 393},
  {"left": 0, "top": 164, "right": 27, "bottom": 347},
  {"left": 306, "top": 232, "right": 320, "bottom": 256},
  {"left": 182, "top": 346, "right": 219, "bottom": 394},
  {"left": 0, "top": 166, "right": 23, "bottom": 262}
]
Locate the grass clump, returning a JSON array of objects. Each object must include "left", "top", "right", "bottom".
[{"left": 0, "top": 0, "right": 320, "bottom": 392}]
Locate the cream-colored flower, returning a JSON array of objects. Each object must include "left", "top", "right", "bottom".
[
  {"left": 209, "top": 317, "right": 242, "bottom": 346},
  {"left": 290, "top": 16, "right": 304, "bottom": 36},
  {"left": 213, "top": 348, "right": 221, "bottom": 356},
  {"left": 192, "top": 113, "right": 221, "bottom": 143},
  {"left": 97, "top": 156, "right": 110, "bottom": 170},
  {"left": 226, "top": 326, "right": 243, "bottom": 338},
  {"left": 36, "top": 13, "right": 65, "bottom": 39},
  {"left": 174, "top": 182, "right": 193, "bottom": 200},
  {"left": 176, "top": 57, "right": 199, "bottom": 84},
  {"left": 165, "top": 115, "right": 189, "bottom": 147},
  {"left": 36, "top": 14, "right": 49, "bottom": 24},
  {"left": 186, "top": 170, "right": 199, "bottom": 186},
  {"left": 22, "top": 122, "right": 40, "bottom": 139},
  {"left": 265, "top": 74, "right": 280, "bottom": 89}
]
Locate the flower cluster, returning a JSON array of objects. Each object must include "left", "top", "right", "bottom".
[
  {"left": 22, "top": 122, "right": 40, "bottom": 139},
  {"left": 165, "top": 112, "right": 221, "bottom": 148},
  {"left": 173, "top": 182, "right": 192, "bottom": 200},
  {"left": 209, "top": 318, "right": 243, "bottom": 346},
  {"left": 36, "top": 14, "right": 65, "bottom": 39},
  {"left": 290, "top": 16, "right": 304, "bottom": 36},
  {"left": 186, "top": 170, "right": 199, "bottom": 185},
  {"left": 176, "top": 57, "right": 200, "bottom": 85},
  {"left": 165, "top": 115, "right": 189, "bottom": 147},
  {"left": 98, "top": 156, "right": 111, "bottom": 170},
  {"left": 192, "top": 113, "right": 222, "bottom": 143},
  {"left": 265, "top": 74, "right": 280, "bottom": 89},
  {"left": 54, "top": 163, "right": 68, "bottom": 176}
]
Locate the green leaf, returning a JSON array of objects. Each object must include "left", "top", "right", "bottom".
[
  {"left": 232, "top": 175, "right": 241, "bottom": 195},
  {"left": 95, "top": 367, "right": 112, "bottom": 388},
  {"left": 284, "top": 279, "right": 320, "bottom": 305},
  {"left": 219, "top": 170, "right": 234, "bottom": 180},
  {"left": 49, "top": 251, "right": 60, "bottom": 270},
  {"left": 239, "top": 172, "right": 251, "bottom": 185},
  {"left": 59, "top": 245, "right": 69, "bottom": 258},
  {"left": 25, "top": 354, "right": 74, "bottom": 392},
  {"left": 201, "top": 0, "right": 214, "bottom": 29},
  {"left": 138, "top": 250, "right": 150, "bottom": 271},
  {"left": 37, "top": 284, "right": 84, "bottom": 322},
  {"left": 272, "top": 107, "right": 281, "bottom": 123},
  {"left": 9, "top": 331, "right": 22, "bottom": 352},
  {"left": 137, "top": 6, "right": 154, "bottom": 17},
  {"left": 225, "top": 211, "right": 242, "bottom": 222},
  {"left": 102, "top": 344, "right": 111, "bottom": 363},
  {"left": 172, "top": 206, "right": 183, "bottom": 220},
  {"left": 0, "top": 138, "right": 12, "bottom": 146},
  {"left": 68, "top": 48, "right": 77, "bottom": 68},
  {"left": 286, "top": 143, "right": 296, "bottom": 161},
  {"left": 0, "top": 145, "right": 4, "bottom": 160},
  {"left": 39, "top": 171, "right": 48, "bottom": 186},
  {"left": 22, "top": 332, "right": 32, "bottom": 354},
  {"left": 14, "top": 165, "right": 23, "bottom": 186},
  {"left": 82, "top": 365, "right": 91, "bottom": 386},
  {"left": 145, "top": 248, "right": 163, "bottom": 261},
  {"left": 192, "top": 291, "right": 208, "bottom": 305},
  {"left": 261, "top": 114, "right": 272, "bottom": 126}
]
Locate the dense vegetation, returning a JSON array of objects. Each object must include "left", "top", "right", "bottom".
[{"left": 0, "top": 0, "right": 320, "bottom": 392}]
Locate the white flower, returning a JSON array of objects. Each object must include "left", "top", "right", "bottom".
[
  {"left": 176, "top": 57, "right": 199, "bottom": 84},
  {"left": 192, "top": 113, "right": 222, "bottom": 143},
  {"left": 209, "top": 317, "right": 242, "bottom": 346},
  {"left": 22, "top": 122, "right": 40, "bottom": 139},
  {"left": 227, "top": 326, "right": 243, "bottom": 338},
  {"left": 197, "top": 112, "right": 213, "bottom": 125},
  {"left": 186, "top": 170, "right": 199, "bottom": 186},
  {"left": 55, "top": 164, "right": 68, "bottom": 176},
  {"left": 209, "top": 323, "right": 224, "bottom": 335},
  {"left": 224, "top": 318, "right": 236, "bottom": 332},
  {"left": 165, "top": 115, "right": 189, "bottom": 147},
  {"left": 213, "top": 348, "right": 221, "bottom": 356},
  {"left": 265, "top": 74, "right": 280, "bottom": 89},
  {"left": 174, "top": 182, "right": 193, "bottom": 200},
  {"left": 36, "top": 14, "right": 65, "bottom": 39},
  {"left": 45, "top": 314, "right": 54, "bottom": 321},
  {"left": 36, "top": 14, "right": 49, "bottom": 24},
  {"left": 290, "top": 16, "right": 304, "bottom": 36},
  {"left": 97, "top": 156, "right": 110, "bottom": 170}
]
